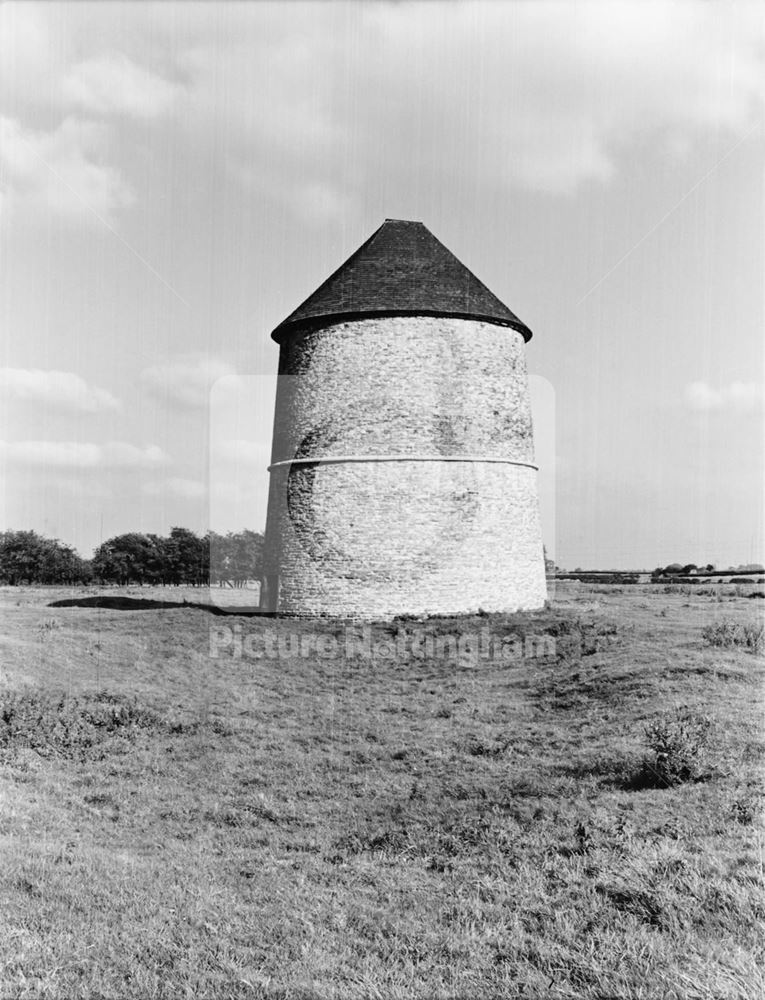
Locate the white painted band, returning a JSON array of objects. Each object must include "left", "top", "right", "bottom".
[{"left": 268, "top": 455, "right": 539, "bottom": 471}]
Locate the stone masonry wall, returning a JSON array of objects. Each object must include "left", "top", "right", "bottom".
[{"left": 261, "top": 315, "right": 546, "bottom": 617}]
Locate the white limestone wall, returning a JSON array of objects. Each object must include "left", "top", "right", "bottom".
[{"left": 261, "top": 315, "right": 546, "bottom": 617}]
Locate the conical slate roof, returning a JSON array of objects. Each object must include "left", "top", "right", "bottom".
[{"left": 272, "top": 219, "right": 532, "bottom": 342}]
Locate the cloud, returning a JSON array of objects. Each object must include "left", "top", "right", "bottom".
[
  {"left": 62, "top": 52, "right": 182, "bottom": 118},
  {"left": 4, "top": 1, "right": 763, "bottom": 218},
  {"left": 0, "top": 8, "right": 181, "bottom": 120},
  {"left": 685, "top": 380, "right": 763, "bottom": 414},
  {"left": 143, "top": 477, "right": 207, "bottom": 499},
  {"left": 0, "top": 368, "right": 120, "bottom": 412},
  {"left": 0, "top": 440, "right": 169, "bottom": 470},
  {"left": 140, "top": 356, "right": 238, "bottom": 409},
  {"left": 359, "top": 2, "right": 765, "bottom": 195},
  {"left": 0, "top": 115, "right": 133, "bottom": 221},
  {"left": 169, "top": 2, "right": 765, "bottom": 201},
  {"left": 0, "top": 11, "right": 174, "bottom": 222}
]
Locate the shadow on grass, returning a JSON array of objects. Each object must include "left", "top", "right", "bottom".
[
  {"left": 552, "top": 755, "right": 718, "bottom": 792},
  {"left": 47, "top": 596, "right": 273, "bottom": 617}
]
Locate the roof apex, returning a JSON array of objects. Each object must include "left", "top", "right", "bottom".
[{"left": 272, "top": 219, "right": 532, "bottom": 342}]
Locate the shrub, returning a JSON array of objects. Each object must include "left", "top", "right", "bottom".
[
  {"left": 702, "top": 619, "right": 764, "bottom": 654},
  {"left": 702, "top": 620, "right": 740, "bottom": 647},
  {"left": 0, "top": 689, "right": 162, "bottom": 758},
  {"left": 641, "top": 708, "right": 717, "bottom": 786}
]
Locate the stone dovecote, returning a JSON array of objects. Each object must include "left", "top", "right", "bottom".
[{"left": 260, "top": 219, "right": 547, "bottom": 618}]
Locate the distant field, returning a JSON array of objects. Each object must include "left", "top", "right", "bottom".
[{"left": 0, "top": 585, "right": 763, "bottom": 999}]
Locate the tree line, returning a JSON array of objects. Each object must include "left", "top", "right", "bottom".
[
  {"left": 651, "top": 562, "right": 763, "bottom": 580},
  {"left": 0, "top": 529, "right": 264, "bottom": 587},
  {"left": 651, "top": 563, "right": 716, "bottom": 579}
]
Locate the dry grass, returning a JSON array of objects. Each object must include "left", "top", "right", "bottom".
[{"left": 0, "top": 584, "right": 763, "bottom": 999}]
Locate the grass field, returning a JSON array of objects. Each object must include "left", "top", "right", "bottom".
[{"left": 1, "top": 584, "right": 763, "bottom": 999}]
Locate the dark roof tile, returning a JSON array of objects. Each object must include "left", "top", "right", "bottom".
[{"left": 272, "top": 219, "right": 532, "bottom": 342}]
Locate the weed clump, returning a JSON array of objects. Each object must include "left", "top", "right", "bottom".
[
  {"left": 640, "top": 708, "right": 717, "bottom": 787},
  {"left": 0, "top": 689, "right": 162, "bottom": 758},
  {"left": 730, "top": 789, "right": 761, "bottom": 826},
  {"left": 702, "top": 619, "right": 764, "bottom": 654}
]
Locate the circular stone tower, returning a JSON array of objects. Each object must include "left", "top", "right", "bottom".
[{"left": 259, "top": 219, "right": 547, "bottom": 618}]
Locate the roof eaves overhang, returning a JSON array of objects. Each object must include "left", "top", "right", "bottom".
[{"left": 271, "top": 309, "right": 533, "bottom": 344}]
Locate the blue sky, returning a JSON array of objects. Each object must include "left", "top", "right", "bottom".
[{"left": 1, "top": 1, "right": 762, "bottom": 569}]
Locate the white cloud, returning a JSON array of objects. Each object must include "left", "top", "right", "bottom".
[
  {"left": 0, "top": 115, "right": 133, "bottom": 221},
  {"left": 4, "top": 1, "right": 763, "bottom": 216},
  {"left": 361, "top": 2, "right": 765, "bottom": 194},
  {"left": 99, "top": 442, "right": 169, "bottom": 469},
  {"left": 0, "top": 440, "right": 169, "bottom": 470},
  {"left": 140, "top": 356, "right": 238, "bottom": 409},
  {"left": 0, "top": 7, "right": 180, "bottom": 119},
  {"left": 0, "top": 368, "right": 120, "bottom": 412},
  {"left": 685, "top": 380, "right": 764, "bottom": 413},
  {"left": 143, "top": 477, "right": 207, "bottom": 499},
  {"left": 62, "top": 52, "right": 182, "bottom": 118},
  {"left": 171, "top": 2, "right": 765, "bottom": 199}
]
